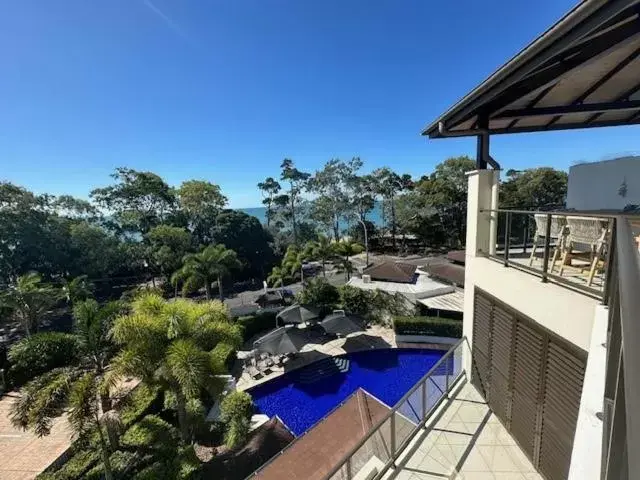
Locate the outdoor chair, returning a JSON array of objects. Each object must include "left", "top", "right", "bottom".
[
  {"left": 529, "top": 214, "right": 568, "bottom": 269},
  {"left": 247, "top": 363, "right": 261, "bottom": 380},
  {"left": 558, "top": 216, "right": 610, "bottom": 286}
]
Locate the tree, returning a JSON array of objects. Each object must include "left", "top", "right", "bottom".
[
  {"left": 500, "top": 168, "right": 568, "bottom": 208},
  {"left": 90, "top": 168, "right": 175, "bottom": 236},
  {"left": 10, "top": 299, "right": 125, "bottom": 479},
  {"left": 394, "top": 192, "right": 444, "bottom": 249},
  {"left": 334, "top": 240, "right": 364, "bottom": 280},
  {"left": 257, "top": 177, "right": 282, "bottom": 228},
  {"left": 304, "top": 235, "right": 336, "bottom": 277},
  {"left": 279, "top": 159, "right": 310, "bottom": 245},
  {"left": 172, "top": 244, "right": 241, "bottom": 300},
  {"left": 220, "top": 391, "right": 253, "bottom": 450},
  {"left": 177, "top": 180, "right": 227, "bottom": 245},
  {"left": 146, "top": 225, "right": 192, "bottom": 287},
  {"left": 266, "top": 266, "right": 288, "bottom": 288},
  {"left": 213, "top": 210, "right": 276, "bottom": 280},
  {"left": 1, "top": 272, "right": 59, "bottom": 336},
  {"left": 308, "top": 158, "right": 361, "bottom": 241},
  {"left": 371, "top": 168, "right": 413, "bottom": 249},
  {"left": 346, "top": 172, "right": 376, "bottom": 222},
  {"left": 296, "top": 278, "right": 340, "bottom": 314},
  {"left": 416, "top": 156, "right": 475, "bottom": 247},
  {"left": 61, "top": 275, "right": 95, "bottom": 304},
  {"left": 111, "top": 294, "right": 241, "bottom": 443}
]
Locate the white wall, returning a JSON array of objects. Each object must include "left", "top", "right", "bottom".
[{"left": 567, "top": 156, "right": 640, "bottom": 211}]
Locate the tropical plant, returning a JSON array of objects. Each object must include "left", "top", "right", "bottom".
[
  {"left": 334, "top": 240, "right": 364, "bottom": 280},
  {"left": 10, "top": 299, "right": 125, "bottom": 480},
  {"left": 296, "top": 278, "right": 339, "bottom": 315},
  {"left": 110, "top": 294, "right": 242, "bottom": 442},
  {"left": 266, "top": 265, "right": 288, "bottom": 288},
  {"left": 0, "top": 272, "right": 59, "bottom": 336},
  {"left": 279, "top": 158, "right": 311, "bottom": 244},
  {"left": 220, "top": 391, "right": 253, "bottom": 449},
  {"left": 257, "top": 177, "right": 282, "bottom": 228},
  {"left": 61, "top": 274, "right": 95, "bottom": 304},
  {"left": 304, "top": 235, "right": 336, "bottom": 277},
  {"left": 171, "top": 244, "right": 241, "bottom": 300}
]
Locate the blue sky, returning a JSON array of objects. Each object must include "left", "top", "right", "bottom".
[{"left": 2, "top": 0, "right": 640, "bottom": 208}]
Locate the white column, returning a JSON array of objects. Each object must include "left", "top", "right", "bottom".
[{"left": 462, "top": 169, "right": 499, "bottom": 373}]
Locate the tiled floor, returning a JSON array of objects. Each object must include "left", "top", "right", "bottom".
[{"left": 391, "top": 382, "right": 542, "bottom": 480}]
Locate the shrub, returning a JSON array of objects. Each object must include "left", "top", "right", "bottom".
[
  {"left": 210, "top": 342, "right": 236, "bottom": 372},
  {"left": 8, "top": 332, "right": 79, "bottom": 386},
  {"left": 296, "top": 278, "right": 339, "bottom": 315},
  {"left": 236, "top": 311, "right": 278, "bottom": 341},
  {"left": 120, "top": 414, "right": 178, "bottom": 453},
  {"left": 84, "top": 451, "right": 138, "bottom": 480},
  {"left": 220, "top": 391, "right": 253, "bottom": 449},
  {"left": 338, "top": 285, "right": 371, "bottom": 317},
  {"left": 393, "top": 316, "right": 462, "bottom": 338},
  {"left": 119, "top": 385, "right": 163, "bottom": 429},
  {"left": 37, "top": 449, "right": 99, "bottom": 480},
  {"left": 131, "top": 446, "right": 201, "bottom": 480}
]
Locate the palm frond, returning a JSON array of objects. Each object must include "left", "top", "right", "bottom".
[
  {"left": 166, "top": 339, "right": 210, "bottom": 399},
  {"left": 68, "top": 372, "right": 99, "bottom": 437}
]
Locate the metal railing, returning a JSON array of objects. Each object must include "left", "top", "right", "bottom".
[
  {"left": 323, "top": 338, "right": 467, "bottom": 480},
  {"left": 480, "top": 208, "right": 631, "bottom": 300},
  {"left": 601, "top": 216, "right": 640, "bottom": 479}
]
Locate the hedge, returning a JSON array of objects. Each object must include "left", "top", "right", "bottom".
[
  {"left": 36, "top": 450, "right": 100, "bottom": 480},
  {"left": 119, "top": 384, "right": 163, "bottom": 430},
  {"left": 8, "top": 332, "right": 80, "bottom": 387},
  {"left": 210, "top": 342, "right": 236, "bottom": 372},
  {"left": 393, "top": 316, "right": 462, "bottom": 338},
  {"left": 235, "top": 311, "right": 278, "bottom": 341}
]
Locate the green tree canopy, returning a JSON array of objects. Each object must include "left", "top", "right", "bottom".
[
  {"left": 500, "top": 167, "right": 568, "bottom": 208},
  {"left": 177, "top": 180, "right": 227, "bottom": 244},
  {"left": 146, "top": 225, "right": 193, "bottom": 283}
]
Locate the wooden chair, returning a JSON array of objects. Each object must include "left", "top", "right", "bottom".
[
  {"left": 529, "top": 214, "right": 568, "bottom": 270},
  {"left": 559, "top": 216, "right": 610, "bottom": 286}
]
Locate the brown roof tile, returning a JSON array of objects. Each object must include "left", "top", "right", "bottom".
[
  {"left": 426, "top": 263, "right": 465, "bottom": 287},
  {"left": 362, "top": 262, "right": 417, "bottom": 283}
]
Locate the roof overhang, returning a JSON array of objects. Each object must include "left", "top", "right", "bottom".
[{"left": 423, "top": 0, "right": 640, "bottom": 138}]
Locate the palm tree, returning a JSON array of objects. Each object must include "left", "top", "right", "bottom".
[
  {"left": 10, "top": 299, "right": 124, "bottom": 480},
  {"left": 335, "top": 240, "right": 364, "bottom": 280},
  {"left": 172, "top": 244, "right": 241, "bottom": 300},
  {"left": 282, "top": 245, "right": 305, "bottom": 280},
  {"left": 0, "top": 272, "right": 59, "bottom": 336},
  {"left": 304, "top": 235, "right": 336, "bottom": 277},
  {"left": 111, "top": 294, "right": 242, "bottom": 443},
  {"left": 267, "top": 265, "right": 287, "bottom": 287},
  {"left": 61, "top": 274, "right": 95, "bottom": 304}
]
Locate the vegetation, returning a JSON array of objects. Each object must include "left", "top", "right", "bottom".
[
  {"left": 296, "top": 278, "right": 340, "bottom": 315},
  {"left": 235, "top": 311, "right": 279, "bottom": 341},
  {"left": 338, "top": 285, "right": 410, "bottom": 324},
  {"left": 393, "top": 316, "right": 463, "bottom": 338},
  {"left": 220, "top": 391, "right": 253, "bottom": 450},
  {"left": 111, "top": 294, "right": 241, "bottom": 443},
  {"left": 1, "top": 272, "right": 59, "bottom": 336}
]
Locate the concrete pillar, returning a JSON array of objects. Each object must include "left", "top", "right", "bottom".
[{"left": 463, "top": 169, "right": 499, "bottom": 373}]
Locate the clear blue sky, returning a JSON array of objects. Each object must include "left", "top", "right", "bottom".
[{"left": 2, "top": 0, "right": 640, "bottom": 208}]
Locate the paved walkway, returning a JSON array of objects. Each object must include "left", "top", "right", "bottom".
[{"left": 0, "top": 394, "right": 72, "bottom": 480}]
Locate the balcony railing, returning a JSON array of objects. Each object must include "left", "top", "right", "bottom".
[
  {"left": 480, "top": 209, "right": 640, "bottom": 300},
  {"left": 323, "top": 338, "right": 467, "bottom": 480}
]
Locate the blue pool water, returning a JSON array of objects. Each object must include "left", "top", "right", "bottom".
[{"left": 248, "top": 348, "right": 445, "bottom": 436}]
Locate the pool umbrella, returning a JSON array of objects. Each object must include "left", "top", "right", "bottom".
[
  {"left": 276, "top": 304, "right": 320, "bottom": 325},
  {"left": 320, "top": 313, "right": 364, "bottom": 336},
  {"left": 253, "top": 326, "right": 308, "bottom": 355}
]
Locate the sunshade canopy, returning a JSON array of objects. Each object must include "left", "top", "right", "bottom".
[
  {"left": 320, "top": 313, "right": 364, "bottom": 336},
  {"left": 424, "top": 1, "right": 640, "bottom": 138},
  {"left": 253, "top": 326, "right": 308, "bottom": 355},
  {"left": 276, "top": 304, "right": 320, "bottom": 324}
]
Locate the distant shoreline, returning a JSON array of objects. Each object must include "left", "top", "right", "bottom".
[{"left": 239, "top": 202, "right": 384, "bottom": 228}]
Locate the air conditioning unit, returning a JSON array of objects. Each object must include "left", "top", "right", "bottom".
[{"left": 362, "top": 274, "right": 371, "bottom": 284}]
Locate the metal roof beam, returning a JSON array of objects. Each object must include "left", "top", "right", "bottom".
[{"left": 495, "top": 100, "right": 640, "bottom": 119}]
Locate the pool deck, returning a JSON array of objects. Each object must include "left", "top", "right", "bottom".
[{"left": 236, "top": 325, "right": 449, "bottom": 391}]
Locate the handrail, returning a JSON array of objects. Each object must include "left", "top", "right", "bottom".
[
  {"left": 322, "top": 337, "right": 466, "bottom": 480},
  {"left": 480, "top": 207, "right": 640, "bottom": 218}
]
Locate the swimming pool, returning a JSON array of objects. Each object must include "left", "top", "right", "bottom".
[{"left": 248, "top": 348, "right": 445, "bottom": 436}]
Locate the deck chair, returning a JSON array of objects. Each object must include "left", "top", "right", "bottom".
[
  {"left": 529, "top": 214, "right": 567, "bottom": 270},
  {"left": 559, "top": 217, "right": 610, "bottom": 286}
]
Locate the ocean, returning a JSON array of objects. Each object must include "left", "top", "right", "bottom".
[{"left": 240, "top": 202, "right": 384, "bottom": 230}]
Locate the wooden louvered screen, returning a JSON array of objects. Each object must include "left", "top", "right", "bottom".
[
  {"left": 472, "top": 289, "right": 586, "bottom": 480},
  {"left": 538, "top": 341, "right": 586, "bottom": 480},
  {"left": 471, "top": 292, "right": 492, "bottom": 397}
]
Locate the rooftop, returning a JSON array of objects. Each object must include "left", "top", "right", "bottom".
[
  {"left": 363, "top": 262, "right": 417, "bottom": 283},
  {"left": 347, "top": 271, "right": 454, "bottom": 302}
]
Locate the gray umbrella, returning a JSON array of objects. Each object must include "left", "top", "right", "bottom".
[
  {"left": 276, "top": 304, "right": 320, "bottom": 325},
  {"left": 253, "top": 326, "right": 308, "bottom": 355},
  {"left": 320, "top": 313, "right": 364, "bottom": 336}
]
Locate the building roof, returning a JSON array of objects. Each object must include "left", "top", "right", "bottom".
[
  {"left": 426, "top": 263, "right": 465, "bottom": 287},
  {"left": 348, "top": 271, "right": 454, "bottom": 302},
  {"left": 363, "top": 262, "right": 417, "bottom": 283},
  {"left": 423, "top": 1, "right": 640, "bottom": 138},
  {"left": 446, "top": 250, "right": 466, "bottom": 265},
  {"left": 417, "top": 290, "right": 465, "bottom": 313},
  {"left": 204, "top": 416, "right": 295, "bottom": 480},
  {"left": 253, "top": 389, "right": 412, "bottom": 480}
]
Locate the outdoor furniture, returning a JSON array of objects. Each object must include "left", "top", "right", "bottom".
[
  {"left": 320, "top": 312, "right": 364, "bottom": 337},
  {"left": 247, "top": 363, "right": 261, "bottom": 380},
  {"left": 253, "top": 326, "right": 308, "bottom": 356},
  {"left": 276, "top": 304, "right": 320, "bottom": 325},
  {"left": 559, "top": 216, "right": 610, "bottom": 286},
  {"left": 529, "top": 214, "right": 567, "bottom": 269}
]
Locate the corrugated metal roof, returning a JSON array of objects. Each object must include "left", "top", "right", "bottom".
[
  {"left": 424, "top": 1, "right": 640, "bottom": 138},
  {"left": 417, "top": 291, "right": 465, "bottom": 313}
]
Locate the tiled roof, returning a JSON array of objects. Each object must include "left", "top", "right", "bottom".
[
  {"left": 426, "top": 263, "right": 465, "bottom": 287},
  {"left": 254, "top": 389, "right": 408, "bottom": 480},
  {"left": 446, "top": 250, "right": 466, "bottom": 265},
  {"left": 363, "top": 262, "right": 417, "bottom": 283}
]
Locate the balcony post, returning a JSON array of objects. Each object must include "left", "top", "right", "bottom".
[{"left": 541, "top": 214, "right": 552, "bottom": 282}]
